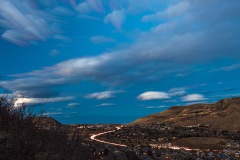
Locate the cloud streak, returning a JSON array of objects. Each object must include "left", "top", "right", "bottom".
[
  {"left": 1, "top": 0, "right": 240, "bottom": 101},
  {"left": 95, "top": 103, "right": 116, "bottom": 107},
  {"left": 67, "top": 103, "right": 80, "bottom": 107},
  {"left": 14, "top": 96, "right": 74, "bottom": 107},
  {"left": 137, "top": 91, "right": 170, "bottom": 101},
  {"left": 85, "top": 91, "right": 122, "bottom": 100},
  {"left": 0, "top": 0, "right": 53, "bottom": 45},
  {"left": 76, "top": 0, "right": 105, "bottom": 13},
  {"left": 212, "top": 64, "right": 240, "bottom": 72},
  {"left": 143, "top": 105, "right": 167, "bottom": 109},
  {"left": 182, "top": 94, "right": 206, "bottom": 102}
]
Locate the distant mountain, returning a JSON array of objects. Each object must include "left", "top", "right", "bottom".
[{"left": 131, "top": 97, "right": 240, "bottom": 131}]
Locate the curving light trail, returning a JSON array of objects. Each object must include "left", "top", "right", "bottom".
[
  {"left": 90, "top": 126, "right": 204, "bottom": 151},
  {"left": 90, "top": 126, "right": 127, "bottom": 147}
]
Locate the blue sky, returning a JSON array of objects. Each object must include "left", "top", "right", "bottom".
[{"left": 0, "top": 0, "right": 240, "bottom": 124}]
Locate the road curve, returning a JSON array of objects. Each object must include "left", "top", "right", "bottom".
[
  {"left": 90, "top": 127, "right": 127, "bottom": 147},
  {"left": 90, "top": 127, "right": 200, "bottom": 151}
]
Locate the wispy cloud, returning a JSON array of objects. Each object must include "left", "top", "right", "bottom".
[
  {"left": 143, "top": 105, "right": 167, "bottom": 109},
  {"left": 104, "top": 9, "right": 125, "bottom": 30},
  {"left": 42, "top": 112, "right": 63, "bottom": 116},
  {"left": 142, "top": 1, "right": 190, "bottom": 22},
  {"left": 53, "top": 35, "right": 72, "bottom": 43},
  {"left": 95, "top": 103, "right": 116, "bottom": 107},
  {"left": 211, "top": 64, "right": 240, "bottom": 72},
  {"left": 1, "top": 0, "right": 240, "bottom": 100},
  {"left": 51, "top": 6, "right": 75, "bottom": 16},
  {"left": 49, "top": 50, "right": 60, "bottom": 56},
  {"left": 126, "top": 0, "right": 163, "bottom": 14},
  {"left": 85, "top": 91, "right": 122, "bottom": 100},
  {"left": 182, "top": 94, "right": 207, "bottom": 102},
  {"left": 0, "top": 0, "right": 53, "bottom": 45},
  {"left": 76, "top": 1, "right": 91, "bottom": 14},
  {"left": 90, "top": 35, "right": 115, "bottom": 44},
  {"left": 185, "top": 101, "right": 208, "bottom": 106},
  {"left": 14, "top": 96, "right": 74, "bottom": 107},
  {"left": 137, "top": 91, "right": 170, "bottom": 101},
  {"left": 67, "top": 103, "right": 80, "bottom": 107},
  {"left": 76, "top": 0, "right": 105, "bottom": 13},
  {"left": 1, "top": 78, "right": 67, "bottom": 98},
  {"left": 168, "top": 88, "right": 186, "bottom": 97}
]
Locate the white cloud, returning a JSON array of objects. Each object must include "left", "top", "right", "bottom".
[
  {"left": 1, "top": 1, "right": 240, "bottom": 98},
  {"left": 90, "top": 35, "right": 115, "bottom": 44},
  {"left": 137, "top": 91, "right": 170, "bottom": 101},
  {"left": 85, "top": 91, "right": 122, "bottom": 100},
  {"left": 168, "top": 88, "right": 186, "bottom": 97},
  {"left": 95, "top": 103, "right": 116, "bottom": 107},
  {"left": 137, "top": 88, "right": 185, "bottom": 101},
  {"left": 14, "top": 96, "right": 74, "bottom": 107},
  {"left": 182, "top": 94, "right": 207, "bottom": 102},
  {"left": 67, "top": 103, "right": 80, "bottom": 107},
  {"left": 143, "top": 105, "right": 167, "bottom": 109},
  {"left": 104, "top": 9, "right": 125, "bottom": 30}
]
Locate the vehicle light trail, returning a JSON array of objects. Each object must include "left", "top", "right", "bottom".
[
  {"left": 90, "top": 126, "right": 202, "bottom": 151},
  {"left": 90, "top": 127, "right": 127, "bottom": 147}
]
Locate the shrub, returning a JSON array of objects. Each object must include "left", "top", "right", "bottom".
[{"left": 0, "top": 96, "right": 95, "bottom": 160}]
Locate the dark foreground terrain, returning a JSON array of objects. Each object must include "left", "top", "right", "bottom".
[
  {"left": 0, "top": 97, "right": 97, "bottom": 160},
  {"left": 1, "top": 97, "right": 240, "bottom": 160}
]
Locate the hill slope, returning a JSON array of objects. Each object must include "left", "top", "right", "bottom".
[
  {"left": 32, "top": 116, "right": 62, "bottom": 127},
  {"left": 131, "top": 97, "right": 240, "bottom": 131}
]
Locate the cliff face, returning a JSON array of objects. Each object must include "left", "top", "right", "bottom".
[{"left": 131, "top": 98, "right": 240, "bottom": 131}]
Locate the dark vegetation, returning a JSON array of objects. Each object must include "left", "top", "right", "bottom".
[{"left": 0, "top": 96, "right": 95, "bottom": 160}]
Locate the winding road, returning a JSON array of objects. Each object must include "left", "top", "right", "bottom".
[
  {"left": 90, "top": 126, "right": 201, "bottom": 151},
  {"left": 90, "top": 126, "right": 127, "bottom": 147}
]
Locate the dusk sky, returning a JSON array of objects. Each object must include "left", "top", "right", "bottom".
[{"left": 0, "top": 0, "right": 240, "bottom": 124}]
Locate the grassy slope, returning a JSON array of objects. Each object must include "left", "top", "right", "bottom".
[
  {"left": 131, "top": 98, "right": 240, "bottom": 131},
  {"left": 172, "top": 137, "right": 234, "bottom": 150}
]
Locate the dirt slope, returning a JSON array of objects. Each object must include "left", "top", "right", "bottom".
[{"left": 131, "top": 98, "right": 240, "bottom": 131}]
